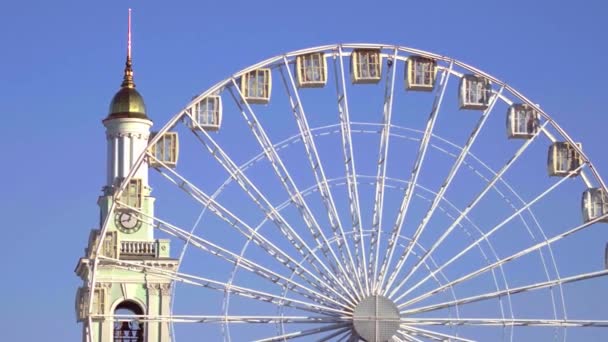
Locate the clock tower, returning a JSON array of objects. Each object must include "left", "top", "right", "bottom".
[{"left": 75, "top": 10, "right": 178, "bottom": 342}]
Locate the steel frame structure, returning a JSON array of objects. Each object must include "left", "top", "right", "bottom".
[{"left": 85, "top": 44, "right": 608, "bottom": 341}]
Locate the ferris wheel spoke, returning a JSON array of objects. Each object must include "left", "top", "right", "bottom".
[
  {"left": 389, "top": 121, "right": 550, "bottom": 298},
  {"left": 99, "top": 314, "right": 346, "bottom": 324},
  {"left": 397, "top": 213, "right": 608, "bottom": 310},
  {"left": 334, "top": 45, "right": 368, "bottom": 293},
  {"left": 395, "top": 330, "right": 424, "bottom": 342},
  {"left": 400, "top": 325, "right": 476, "bottom": 342},
  {"left": 226, "top": 78, "right": 360, "bottom": 298},
  {"left": 98, "top": 255, "right": 348, "bottom": 316},
  {"left": 348, "top": 331, "right": 360, "bottom": 342},
  {"left": 392, "top": 163, "right": 584, "bottom": 304},
  {"left": 279, "top": 56, "right": 363, "bottom": 297},
  {"left": 184, "top": 118, "right": 358, "bottom": 303},
  {"left": 253, "top": 322, "right": 351, "bottom": 341},
  {"left": 392, "top": 334, "right": 405, "bottom": 342},
  {"left": 318, "top": 327, "right": 353, "bottom": 342},
  {"left": 377, "top": 62, "right": 454, "bottom": 292},
  {"left": 400, "top": 269, "right": 608, "bottom": 316},
  {"left": 383, "top": 86, "right": 504, "bottom": 295},
  {"left": 334, "top": 330, "right": 352, "bottom": 342},
  {"left": 369, "top": 48, "right": 399, "bottom": 292},
  {"left": 400, "top": 317, "right": 608, "bottom": 328},
  {"left": 146, "top": 156, "right": 354, "bottom": 304},
  {"left": 120, "top": 202, "right": 348, "bottom": 309}
]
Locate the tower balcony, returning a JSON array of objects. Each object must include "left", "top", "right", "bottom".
[{"left": 120, "top": 239, "right": 171, "bottom": 260}]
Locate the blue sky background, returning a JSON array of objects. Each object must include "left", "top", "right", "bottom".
[{"left": 0, "top": 0, "right": 607, "bottom": 340}]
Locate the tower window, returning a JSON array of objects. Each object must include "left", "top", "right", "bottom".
[
  {"left": 296, "top": 53, "right": 327, "bottom": 87},
  {"left": 76, "top": 287, "right": 105, "bottom": 322},
  {"left": 459, "top": 75, "right": 492, "bottom": 110},
  {"left": 149, "top": 132, "right": 179, "bottom": 168},
  {"left": 548, "top": 142, "right": 583, "bottom": 177},
  {"left": 406, "top": 56, "right": 437, "bottom": 91},
  {"left": 193, "top": 96, "right": 222, "bottom": 131},
  {"left": 114, "top": 301, "right": 144, "bottom": 342},
  {"left": 351, "top": 49, "right": 382, "bottom": 84},
  {"left": 120, "top": 179, "right": 143, "bottom": 209},
  {"left": 241, "top": 69, "right": 272, "bottom": 104},
  {"left": 507, "top": 104, "right": 540, "bottom": 139}
]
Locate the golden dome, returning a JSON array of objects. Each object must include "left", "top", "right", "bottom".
[{"left": 107, "top": 86, "right": 148, "bottom": 119}]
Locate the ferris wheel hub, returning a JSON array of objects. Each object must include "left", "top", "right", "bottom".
[{"left": 353, "top": 295, "right": 400, "bottom": 342}]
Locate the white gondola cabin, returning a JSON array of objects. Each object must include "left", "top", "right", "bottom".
[
  {"left": 547, "top": 142, "right": 583, "bottom": 177},
  {"left": 240, "top": 68, "right": 272, "bottom": 104},
  {"left": 296, "top": 53, "right": 327, "bottom": 88},
  {"left": 507, "top": 104, "right": 540, "bottom": 139},
  {"left": 350, "top": 49, "right": 382, "bottom": 84},
  {"left": 193, "top": 96, "right": 222, "bottom": 131},
  {"left": 149, "top": 131, "right": 179, "bottom": 168},
  {"left": 406, "top": 56, "right": 437, "bottom": 91},
  {"left": 582, "top": 188, "right": 608, "bottom": 223},
  {"left": 459, "top": 75, "right": 492, "bottom": 110}
]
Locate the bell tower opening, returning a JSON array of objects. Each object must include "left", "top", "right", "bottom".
[{"left": 114, "top": 301, "right": 144, "bottom": 342}]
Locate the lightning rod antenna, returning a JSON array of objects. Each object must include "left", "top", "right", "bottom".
[{"left": 122, "top": 8, "right": 135, "bottom": 88}]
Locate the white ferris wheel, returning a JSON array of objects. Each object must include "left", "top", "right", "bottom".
[{"left": 90, "top": 43, "right": 608, "bottom": 341}]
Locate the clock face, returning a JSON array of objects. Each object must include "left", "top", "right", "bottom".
[{"left": 115, "top": 212, "right": 142, "bottom": 234}]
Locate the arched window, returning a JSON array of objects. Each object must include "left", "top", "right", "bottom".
[{"left": 113, "top": 301, "right": 144, "bottom": 342}]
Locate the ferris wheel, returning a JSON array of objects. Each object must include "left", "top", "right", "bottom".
[{"left": 91, "top": 43, "right": 608, "bottom": 341}]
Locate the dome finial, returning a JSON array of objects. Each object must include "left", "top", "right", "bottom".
[{"left": 121, "top": 8, "right": 135, "bottom": 88}]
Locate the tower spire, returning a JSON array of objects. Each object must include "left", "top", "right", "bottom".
[{"left": 121, "top": 8, "right": 135, "bottom": 88}]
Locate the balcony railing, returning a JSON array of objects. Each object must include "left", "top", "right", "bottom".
[{"left": 120, "top": 241, "right": 157, "bottom": 258}]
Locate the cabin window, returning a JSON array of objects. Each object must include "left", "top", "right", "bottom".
[
  {"left": 241, "top": 69, "right": 272, "bottom": 104},
  {"left": 149, "top": 132, "right": 179, "bottom": 168},
  {"left": 120, "top": 179, "right": 143, "bottom": 209},
  {"left": 296, "top": 53, "right": 327, "bottom": 87},
  {"left": 193, "top": 96, "right": 222, "bottom": 130},
  {"left": 582, "top": 188, "right": 608, "bottom": 223},
  {"left": 507, "top": 104, "right": 539, "bottom": 139},
  {"left": 351, "top": 49, "right": 382, "bottom": 84},
  {"left": 548, "top": 142, "right": 583, "bottom": 177},
  {"left": 460, "top": 75, "right": 491, "bottom": 110},
  {"left": 114, "top": 301, "right": 144, "bottom": 342},
  {"left": 406, "top": 56, "right": 436, "bottom": 91}
]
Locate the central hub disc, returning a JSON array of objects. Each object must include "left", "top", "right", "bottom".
[{"left": 353, "top": 295, "right": 400, "bottom": 342}]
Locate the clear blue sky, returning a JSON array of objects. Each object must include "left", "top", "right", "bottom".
[{"left": 0, "top": 0, "right": 607, "bottom": 340}]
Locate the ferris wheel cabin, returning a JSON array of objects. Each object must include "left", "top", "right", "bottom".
[
  {"left": 582, "top": 188, "right": 608, "bottom": 223},
  {"left": 350, "top": 48, "right": 382, "bottom": 84},
  {"left": 459, "top": 74, "right": 492, "bottom": 110},
  {"left": 240, "top": 68, "right": 272, "bottom": 104},
  {"left": 296, "top": 53, "right": 328, "bottom": 88},
  {"left": 191, "top": 95, "right": 222, "bottom": 131},
  {"left": 406, "top": 56, "right": 437, "bottom": 91},
  {"left": 547, "top": 142, "right": 583, "bottom": 177},
  {"left": 148, "top": 131, "right": 179, "bottom": 168},
  {"left": 507, "top": 103, "right": 540, "bottom": 139}
]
